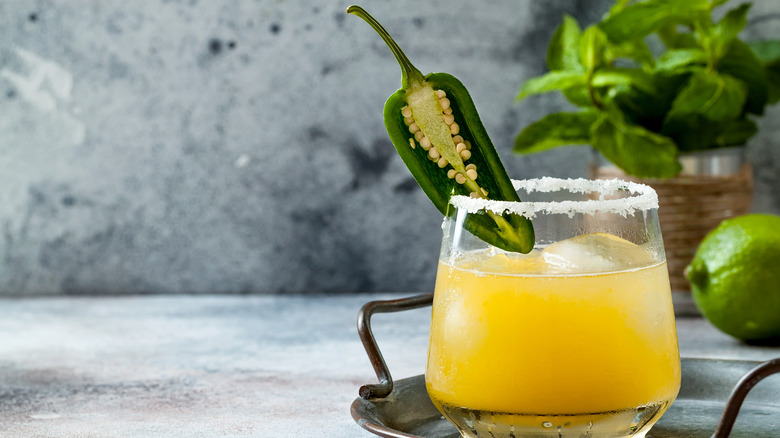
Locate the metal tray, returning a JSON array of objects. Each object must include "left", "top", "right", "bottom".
[
  {"left": 351, "top": 294, "right": 780, "bottom": 438},
  {"left": 352, "top": 358, "right": 780, "bottom": 438}
]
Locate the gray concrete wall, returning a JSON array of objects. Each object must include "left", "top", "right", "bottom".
[{"left": 0, "top": 0, "right": 778, "bottom": 295}]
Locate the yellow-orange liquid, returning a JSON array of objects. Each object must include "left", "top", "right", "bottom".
[{"left": 425, "top": 252, "right": 681, "bottom": 436}]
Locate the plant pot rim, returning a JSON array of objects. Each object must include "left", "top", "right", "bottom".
[
  {"left": 592, "top": 146, "right": 747, "bottom": 177},
  {"left": 678, "top": 146, "right": 746, "bottom": 176},
  {"left": 678, "top": 145, "right": 746, "bottom": 158}
]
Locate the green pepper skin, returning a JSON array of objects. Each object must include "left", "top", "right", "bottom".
[
  {"left": 384, "top": 74, "right": 534, "bottom": 253},
  {"left": 350, "top": 5, "right": 534, "bottom": 253}
]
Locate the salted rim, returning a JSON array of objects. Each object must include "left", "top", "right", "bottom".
[{"left": 449, "top": 177, "right": 659, "bottom": 218}]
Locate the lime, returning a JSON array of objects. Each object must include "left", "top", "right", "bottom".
[{"left": 686, "top": 214, "right": 780, "bottom": 343}]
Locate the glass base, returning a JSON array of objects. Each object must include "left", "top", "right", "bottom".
[{"left": 436, "top": 400, "right": 671, "bottom": 438}]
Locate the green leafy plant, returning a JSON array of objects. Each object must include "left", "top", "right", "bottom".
[{"left": 514, "top": 0, "right": 780, "bottom": 178}]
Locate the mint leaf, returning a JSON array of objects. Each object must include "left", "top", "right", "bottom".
[
  {"left": 714, "top": 3, "right": 750, "bottom": 42},
  {"left": 514, "top": 112, "right": 598, "bottom": 154},
  {"left": 611, "top": 72, "right": 691, "bottom": 124},
  {"left": 746, "top": 40, "right": 780, "bottom": 104},
  {"left": 516, "top": 71, "right": 586, "bottom": 100},
  {"left": 593, "top": 69, "right": 656, "bottom": 94},
  {"left": 660, "top": 70, "right": 754, "bottom": 151},
  {"left": 662, "top": 116, "right": 756, "bottom": 152},
  {"left": 608, "top": 39, "right": 656, "bottom": 68},
  {"left": 655, "top": 49, "right": 707, "bottom": 71},
  {"left": 718, "top": 40, "right": 769, "bottom": 114},
  {"left": 579, "top": 26, "right": 607, "bottom": 73},
  {"left": 766, "top": 65, "right": 780, "bottom": 104},
  {"left": 591, "top": 113, "right": 681, "bottom": 178},
  {"left": 664, "top": 71, "right": 748, "bottom": 122},
  {"left": 599, "top": 0, "right": 710, "bottom": 43},
  {"left": 658, "top": 23, "right": 699, "bottom": 49},
  {"left": 547, "top": 15, "right": 583, "bottom": 72},
  {"left": 716, "top": 119, "right": 758, "bottom": 147},
  {"left": 748, "top": 40, "right": 780, "bottom": 63},
  {"left": 711, "top": 3, "right": 751, "bottom": 58},
  {"left": 663, "top": 114, "right": 723, "bottom": 151},
  {"left": 608, "top": 0, "right": 633, "bottom": 15},
  {"left": 563, "top": 84, "right": 596, "bottom": 107}
]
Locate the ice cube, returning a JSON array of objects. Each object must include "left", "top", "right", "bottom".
[
  {"left": 542, "top": 233, "right": 654, "bottom": 273},
  {"left": 478, "top": 250, "right": 546, "bottom": 274}
]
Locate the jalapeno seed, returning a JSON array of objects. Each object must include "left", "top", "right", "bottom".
[
  {"left": 400, "top": 91, "right": 479, "bottom": 192},
  {"left": 400, "top": 86, "right": 486, "bottom": 197}
]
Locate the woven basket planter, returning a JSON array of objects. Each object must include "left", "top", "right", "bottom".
[{"left": 591, "top": 149, "right": 754, "bottom": 293}]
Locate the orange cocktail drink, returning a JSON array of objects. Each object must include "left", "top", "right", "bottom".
[{"left": 425, "top": 178, "right": 681, "bottom": 438}]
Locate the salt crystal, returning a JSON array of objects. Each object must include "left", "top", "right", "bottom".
[{"left": 449, "top": 178, "right": 658, "bottom": 218}]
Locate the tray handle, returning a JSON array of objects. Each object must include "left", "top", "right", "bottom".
[
  {"left": 357, "top": 293, "right": 434, "bottom": 399},
  {"left": 712, "top": 358, "right": 780, "bottom": 438}
]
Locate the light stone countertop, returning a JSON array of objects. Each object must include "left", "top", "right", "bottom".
[{"left": 0, "top": 294, "right": 778, "bottom": 437}]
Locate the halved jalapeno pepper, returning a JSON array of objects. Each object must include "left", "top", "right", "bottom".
[{"left": 348, "top": 5, "right": 534, "bottom": 253}]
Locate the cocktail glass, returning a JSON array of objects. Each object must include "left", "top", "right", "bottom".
[{"left": 425, "top": 177, "right": 681, "bottom": 438}]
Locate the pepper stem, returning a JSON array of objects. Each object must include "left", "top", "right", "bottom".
[{"left": 347, "top": 5, "right": 425, "bottom": 89}]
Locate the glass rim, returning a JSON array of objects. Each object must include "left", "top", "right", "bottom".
[{"left": 449, "top": 177, "right": 659, "bottom": 218}]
